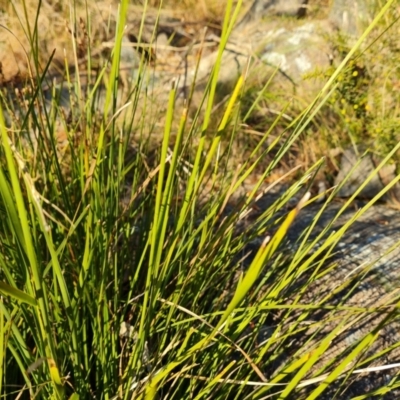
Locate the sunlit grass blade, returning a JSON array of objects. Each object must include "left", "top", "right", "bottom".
[{"left": 0, "top": 283, "right": 37, "bottom": 307}]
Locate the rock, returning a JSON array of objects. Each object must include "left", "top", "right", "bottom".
[
  {"left": 257, "top": 21, "right": 332, "bottom": 85},
  {"left": 119, "top": 35, "right": 141, "bottom": 88},
  {"left": 178, "top": 0, "right": 376, "bottom": 100},
  {"left": 181, "top": 18, "right": 333, "bottom": 108},
  {"left": 239, "top": 0, "right": 309, "bottom": 26},
  {"left": 287, "top": 201, "right": 400, "bottom": 398},
  {"left": 329, "top": 0, "right": 374, "bottom": 37},
  {"left": 120, "top": 35, "right": 141, "bottom": 70},
  {"left": 334, "top": 147, "right": 399, "bottom": 200},
  {"left": 241, "top": 187, "right": 400, "bottom": 398}
]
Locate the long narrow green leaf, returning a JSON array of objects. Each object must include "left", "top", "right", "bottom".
[{"left": 0, "top": 282, "right": 37, "bottom": 307}]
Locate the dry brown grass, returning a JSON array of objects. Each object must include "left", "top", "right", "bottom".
[{"left": 0, "top": 0, "right": 253, "bottom": 84}]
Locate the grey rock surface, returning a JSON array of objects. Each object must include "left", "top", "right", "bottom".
[
  {"left": 329, "top": 0, "right": 375, "bottom": 37},
  {"left": 238, "top": 0, "right": 309, "bottom": 26},
  {"left": 178, "top": 0, "right": 374, "bottom": 103},
  {"left": 180, "top": 19, "right": 333, "bottom": 109},
  {"left": 257, "top": 21, "right": 331, "bottom": 84},
  {"left": 243, "top": 189, "right": 400, "bottom": 398},
  {"left": 334, "top": 147, "right": 400, "bottom": 200},
  {"left": 296, "top": 202, "right": 400, "bottom": 398},
  {"left": 179, "top": 0, "right": 375, "bottom": 96}
]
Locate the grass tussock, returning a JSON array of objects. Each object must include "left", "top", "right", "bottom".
[{"left": 0, "top": 0, "right": 400, "bottom": 399}]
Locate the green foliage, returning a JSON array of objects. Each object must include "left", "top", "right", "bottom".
[
  {"left": 0, "top": 0, "right": 399, "bottom": 399},
  {"left": 325, "top": 6, "right": 400, "bottom": 159}
]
